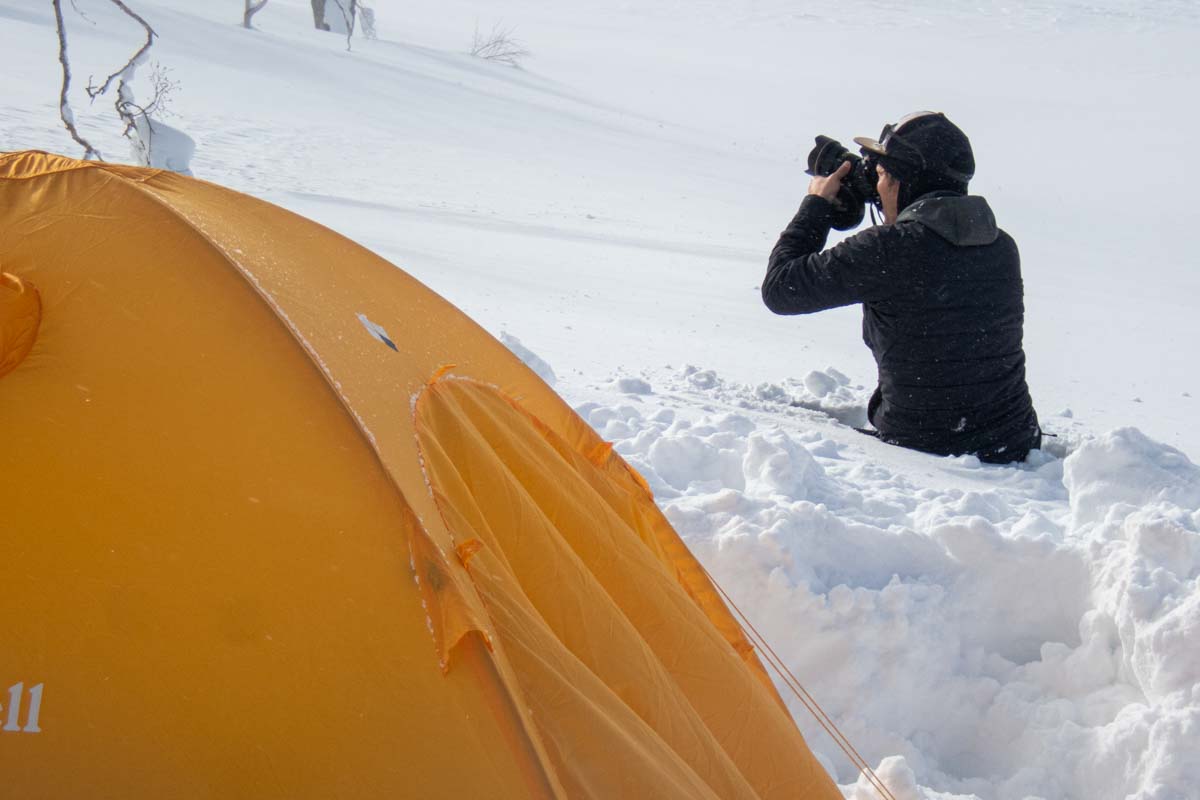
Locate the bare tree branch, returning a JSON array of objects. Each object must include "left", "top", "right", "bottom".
[
  {"left": 55, "top": 1, "right": 170, "bottom": 164},
  {"left": 243, "top": 0, "right": 268, "bottom": 29},
  {"left": 51, "top": 0, "right": 101, "bottom": 160},
  {"left": 85, "top": 1, "right": 157, "bottom": 102},
  {"left": 72, "top": 0, "right": 159, "bottom": 163}
]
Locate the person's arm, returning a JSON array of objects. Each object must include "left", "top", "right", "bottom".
[
  {"left": 763, "top": 202, "right": 892, "bottom": 314},
  {"left": 763, "top": 162, "right": 896, "bottom": 314}
]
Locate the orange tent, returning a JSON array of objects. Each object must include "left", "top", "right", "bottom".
[{"left": 0, "top": 151, "right": 841, "bottom": 799}]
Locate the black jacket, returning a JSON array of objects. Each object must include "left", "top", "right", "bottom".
[{"left": 763, "top": 192, "right": 1039, "bottom": 463}]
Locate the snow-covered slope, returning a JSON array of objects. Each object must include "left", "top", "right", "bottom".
[{"left": 3, "top": 1, "right": 1198, "bottom": 798}]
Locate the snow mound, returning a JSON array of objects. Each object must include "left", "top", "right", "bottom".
[
  {"left": 1063, "top": 427, "right": 1200, "bottom": 527},
  {"left": 499, "top": 332, "right": 557, "bottom": 386},
  {"left": 613, "top": 376, "right": 653, "bottom": 395},
  {"left": 132, "top": 116, "right": 196, "bottom": 176}
]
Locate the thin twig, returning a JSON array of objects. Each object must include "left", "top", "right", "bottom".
[
  {"left": 68, "top": 0, "right": 96, "bottom": 25},
  {"left": 470, "top": 22, "right": 530, "bottom": 67}
]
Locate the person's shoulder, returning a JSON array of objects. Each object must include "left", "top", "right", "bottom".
[
  {"left": 993, "top": 227, "right": 1020, "bottom": 257},
  {"left": 844, "top": 219, "right": 911, "bottom": 246},
  {"left": 828, "top": 220, "right": 920, "bottom": 275},
  {"left": 865, "top": 217, "right": 927, "bottom": 256},
  {"left": 834, "top": 220, "right": 899, "bottom": 254}
]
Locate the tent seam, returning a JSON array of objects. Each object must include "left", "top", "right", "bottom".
[{"left": 411, "top": 377, "right": 570, "bottom": 800}]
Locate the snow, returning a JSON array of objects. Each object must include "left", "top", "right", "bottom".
[
  {"left": 578, "top": 365, "right": 1200, "bottom": 798},
  {"left": 131, "top": 113, "right": 195, "bottom": 174},
  {"left": 3, "top": 1, "right": 1198, "bottom": 798},
  {"left": 500, "top": 331, "right": 558, "bottom": 385}
]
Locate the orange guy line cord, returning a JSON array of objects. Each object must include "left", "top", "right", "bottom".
[{"left": 701, "top": 564, "right": 898, "bottom": 800}]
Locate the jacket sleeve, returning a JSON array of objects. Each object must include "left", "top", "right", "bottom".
[{"left": 763, "top": 195, "right": 897, "bottom": 314}]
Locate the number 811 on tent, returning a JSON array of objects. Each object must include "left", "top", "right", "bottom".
[{"left": 1, "top": 683, "right": 44, "bottom": 733}]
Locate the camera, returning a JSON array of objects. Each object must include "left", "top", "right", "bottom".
[{"left": 805, "top": 135, "right": 880, "bottom": 230}]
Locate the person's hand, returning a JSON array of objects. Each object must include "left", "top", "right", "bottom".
[{"left": 808, "top": 159, "right": 851, "bottom": 203}]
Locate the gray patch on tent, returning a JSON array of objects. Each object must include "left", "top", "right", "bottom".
[{"left": 357, "top": 313, "right": 398, "bottom": 351}]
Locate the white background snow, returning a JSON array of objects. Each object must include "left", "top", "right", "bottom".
[{"left": 2, "top": 1, "right": 1198, "bottom": 798}]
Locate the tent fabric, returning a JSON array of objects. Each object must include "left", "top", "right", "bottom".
[
  {"left": 0, "top": 271, "right": 40, "bottom": 379},
  {"left": 0, "top": 150, "right": 843, "bottom": 799}
]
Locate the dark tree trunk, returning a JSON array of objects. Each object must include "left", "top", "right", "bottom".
[{"left": 310, "top": 0, "right": 330, "bottom": 31}]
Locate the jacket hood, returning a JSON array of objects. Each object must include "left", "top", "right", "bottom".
[{"left": 895, "top": 192, "right": 998, "bottom": 246}]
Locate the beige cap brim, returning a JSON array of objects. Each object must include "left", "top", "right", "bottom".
[{"left": 853, "top": 136, "right": 886, "bottom": 155}]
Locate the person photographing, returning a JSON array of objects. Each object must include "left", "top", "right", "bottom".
[{"left": 763, "top": 111, "right": 1040, "bottom": 463}]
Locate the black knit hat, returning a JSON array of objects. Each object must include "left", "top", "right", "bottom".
[{"left": 854, "top": 111, "right": 975, "bottom": 189}]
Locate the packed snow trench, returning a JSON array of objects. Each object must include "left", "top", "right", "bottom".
[{"left": 2, "top": 0, "right": 1198, "bottom": 798}]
